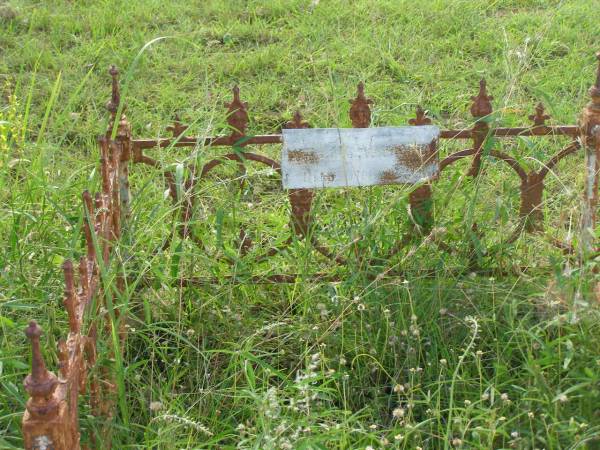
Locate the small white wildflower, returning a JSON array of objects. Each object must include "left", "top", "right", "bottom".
[
  {"left": 411, "top": 314, "right": 417, "bottom": 322},
  {"left": 392, "top": 407, "right": 405, "bottom": 418},
  {"left": 475, "top": 350, "right": 483, "bottom": 357},
  {"left": 440, "top": 358, "right": 447, "bottom": 365},
  {"left": 394, "top": 433, "right": 403, "bottom": 441},
  {"left": 510, "top": 431, "right": 519, "bottom": 439},
  {"left": 501, "top": 393, "right": 509, "bottom": 402},
  {"left": 557, "top": 393, "right": 569, "bottom": 403},
  {"left": 464, "top": 399, "right": 471, "bottom": 406},
  {"left": 439, "top": 308, "right": 448, "bottom": 315},
  {"left": 149, "top": 401, "right": 163, "bottom": 412},
  {"left": 393, "top": 384, "right": 405, "bottom": 393},
  {"left": 369, "top": 424, "right": 377, "bottom": 430},
  {"left": 528, "top": 411, "right": 534, "bottom": 419},
  {"left": 357, "top": 303, "right": 366, "bottom": 311},
  {"left": 451, "top": 437, "right": 462, "bottom": 447},
  {"left": 481, "top": 392, "right": 489, "bottom": 401}
]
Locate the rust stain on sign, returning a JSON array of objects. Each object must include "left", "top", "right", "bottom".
[
  {"left": 379, "top": 169, "right": 400, "bottom": 184},
  {"left": 287, "top": 150, "right": 320, "bottom": 164},
  {"left": 394, "top": 142, "right": 437, "bottom": 171},
  {"left": 281, "top": 126, "right": 440, "bottom": 189}
]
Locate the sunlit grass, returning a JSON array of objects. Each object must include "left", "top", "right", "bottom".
[{"left": 1, "top": 0, "right": 600, "bottom": 448}]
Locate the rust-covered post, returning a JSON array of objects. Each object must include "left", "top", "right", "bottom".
[
  {"left": 348, "top": 83, "right": 372, "bottom": 259},
  {"left": 285, "top": 111, "right": 314, "bottom": 238},
  {"left": 580, "top": 52, "right": 600, "bottom": 254},
  {"left": 349, "top": 82, "right": 372, "bottom": 128},
  {"left": 519, "top": 171, "right": 545, "bottom": 231},
  {"left": 22, "top": 321, "right": 79, "bottom": 450},
  {"left": 468, "top": 79, "right": 493, "bottom": 177},
  {"left": 224, "top": 85, "right": 249, "bottom": 194},
  {"left": 225, "top": 85, "right": 249, "bottom": 142},
  {"left": 106, "top": 65, "right": 132, "bottom": 231},
  {"left": 517, "top": 103, "right": 552, "bottom": 231},
  {"left": 408, "top": 106, "right": 434, "bottom": 235}
]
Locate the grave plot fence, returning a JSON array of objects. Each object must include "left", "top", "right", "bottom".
[{"left": 21, "top": 53, "right": 600, "bottom": 449}]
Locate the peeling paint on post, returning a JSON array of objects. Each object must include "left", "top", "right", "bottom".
[{"left": 281, "top": 126, "right": 440, "bottom": 189}]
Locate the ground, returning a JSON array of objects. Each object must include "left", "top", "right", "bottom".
[{"left": 1, "top": 0, "right": 600, "bottom": 448}]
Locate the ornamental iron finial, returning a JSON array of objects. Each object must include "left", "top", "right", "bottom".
[
  {"left": 224, "top": 86, "right": 249, "bottom": 138},
  {"left": 409, "top": 105, "right": 432, "bottom": 126},
  {"left": 285, "top": 110, "right": 310, "bottom": 129},
  {"left": 349, "top": 82, "right": 373, "bottom": 128},
  {"left": 24, "top": 321, "right": 59, "bottom": 417},
  {"left": 529, "top": 102, "right": 550, "bottom": 127},
  {"left": 470, "top": 78, "right": 493, "bottom": 118},
  {"left": 106, "top": 65, "right": 120, "bottom": 115}
]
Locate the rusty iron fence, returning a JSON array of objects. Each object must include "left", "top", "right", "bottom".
[
  {"left": 21, "top": 53, "right": 600, "bottom": 449},
  {"left": 21, "top": 75, "right": 132, "bottom": 449}
]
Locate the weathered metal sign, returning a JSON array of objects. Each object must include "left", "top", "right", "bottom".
[{"left": 281, "top": 126, "right": 440, "bottom": 189}]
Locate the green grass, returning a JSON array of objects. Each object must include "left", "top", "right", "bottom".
[{"left": 1, "top": 0, "right": 600, "bottom": 448}]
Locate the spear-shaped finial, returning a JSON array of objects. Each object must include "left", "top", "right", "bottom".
[
  {"left": 409, "top": 105, "right": 432, "bottom": 126},
  {"left": 23, "top": 321, "right": 59, "bottom": 417},
  {"left": 349, "top": 82, "right": 373, "bottom": 128},
  {"left": 106, "top": 65, "right": 120, "bottom": 115},
  {"left": 470, "top": 78, "right": 493, "bottom": 118},
  {"left": 529, "top": 102, "right": 550, "bottom": 127},
  {"left": 224, "top": 85, "right": 249, "bottom": 138},
  {"left": 285, "top": 110, "right": 310, "bottom": 129}
]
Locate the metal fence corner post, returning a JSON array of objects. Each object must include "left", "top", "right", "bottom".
[{"left": 22, "top": 321, "right": 79, "bottom": 450}]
